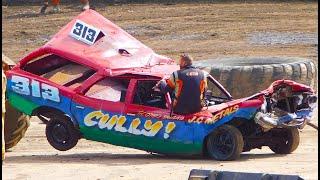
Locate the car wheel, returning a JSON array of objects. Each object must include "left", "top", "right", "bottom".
[
  {"left": 206, "top": 125, "right": 244, "bottom": 161},
  {"left": 268, "top": 128, "right": 299, "bottom": 154},
  {"left": 46, "top": 116, "right": 80, "bottom": 151}
]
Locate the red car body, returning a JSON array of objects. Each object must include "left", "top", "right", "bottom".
[{"left": 6, "top": 10, "right": 317, "bottom": 160}]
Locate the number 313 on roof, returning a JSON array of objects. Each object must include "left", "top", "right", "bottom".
[{"left": 69, "top": 20, "right": 102, "bottom": 45}]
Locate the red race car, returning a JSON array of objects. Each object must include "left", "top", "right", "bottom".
[{"left": 6, "top": 10, "right": 317, "bottom": 160}]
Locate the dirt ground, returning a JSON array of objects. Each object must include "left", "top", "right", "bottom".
[
  {"left": 2, "top": 2, "right": 318, "bottom": 180},
  {"left": 2, "top": 115, "right": 319, "bottom": 180},
  {"left": 2, "top": 2, "right": 318, "bottom": 62}
]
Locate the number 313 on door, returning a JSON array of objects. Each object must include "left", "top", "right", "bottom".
[{"left": 11, "top": 75, "right": 60, "bottom": 103}]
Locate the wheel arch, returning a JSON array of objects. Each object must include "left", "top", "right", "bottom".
[
  {"left": 226, "top": 117, "right": 251, "bottom": 127},
  {"left": 202, "top": 117, "right": 250, "bottom": 156},
  {"left": 32, "top": 106, "right": 78, "bottom": 126}
]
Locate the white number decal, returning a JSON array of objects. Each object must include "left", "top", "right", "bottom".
[
  {"left": 31, "top": 80, "right": 41, "bottom": 97},
  {"left": 86, "top": 28, "right": 96, "bottom": 43},
  {"left": 11, "top": 75, "right": 60, "bottom": 103},
  {"left": 41, "top": 84, "right": 60, "bottom": 102},
  {"left": 12, "top": 76, "right": 30, "bottom": 95},
  {"left": 70, "top": 20, "right": 101, "bottom": 45}
]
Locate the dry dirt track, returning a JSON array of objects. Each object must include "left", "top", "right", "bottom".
[
  {"left": 2, "top": 116, "right": 318, "bottom": 180},
  {"left": 2, "top": 2, "right": 318, "bottom": 180},
  {"left": 2, "top": 2, "right": 318, "bottom": 62}
]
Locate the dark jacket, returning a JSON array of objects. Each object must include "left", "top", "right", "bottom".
[{"left": 165, "top": 65, "right": 207, "bottom": 115}]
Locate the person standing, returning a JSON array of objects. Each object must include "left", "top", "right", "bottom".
[{"left": 40, "top": 0, "right": 90, "bottom": 14}]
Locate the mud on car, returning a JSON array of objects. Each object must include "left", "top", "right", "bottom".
[{"left": 6, "top": 10, "right": 317, "bottom": 161}]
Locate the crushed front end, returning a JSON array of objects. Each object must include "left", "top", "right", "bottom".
[{"left": 254, "top": 80, "right": 317, "bottom": 131}]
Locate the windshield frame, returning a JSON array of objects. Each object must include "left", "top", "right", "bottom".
[{"left": 207, "top": 74, "right": 233, "bottom": 100}]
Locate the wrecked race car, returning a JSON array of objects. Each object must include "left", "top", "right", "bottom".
[{"left": 5, "top": 10, "right": 317, "bottom": 161}]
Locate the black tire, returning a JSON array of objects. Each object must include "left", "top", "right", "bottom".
[
  {"left": 268, "top": 128, "right": 300, "bottom": 154},
  {"left": 206, "top": 125, "right": 244, "bottom": 161},
  {"left": 194, "top": 57, "right": 317, "bottom": 98},
  {"left": 46, "top": 116, "right": 80, "bottom": 151},
  {"left": 4, "top": 101, "right": 30, "bottom": 150}
]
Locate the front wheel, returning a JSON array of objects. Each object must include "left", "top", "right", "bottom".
[
  {"left": 268, "top": 128, "right": 299, "bottom": 154},
  {"left": 206, "top": 125, "right": 244, "bottom": 161},
  {"left": 46, "top": 116, "right": 80, "bottom": 151}
]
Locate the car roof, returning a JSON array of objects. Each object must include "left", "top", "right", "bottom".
[{"left": 20, "top": 10, "right": 178, "bottom": 77}]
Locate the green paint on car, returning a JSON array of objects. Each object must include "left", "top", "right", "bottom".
[
  {"left": 7, "top": 92, "right": 39, "bottom": 115},
  {"left": 79, "top": 126, "right": 203, "bottom": 155}
]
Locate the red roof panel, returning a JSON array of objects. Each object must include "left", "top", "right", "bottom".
[{"left": 39, "top": 10, "right": 175, "bottom": 74}]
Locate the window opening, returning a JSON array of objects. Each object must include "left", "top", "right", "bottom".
[
  {"left": 133, "top": 80, "right": 167, "bottom": 109},
  {"left": 85, "top": 78, "right": 129, "bottom": 102},
  {"left": 22, "top": 54, "right": 96, "bottom": 89}
]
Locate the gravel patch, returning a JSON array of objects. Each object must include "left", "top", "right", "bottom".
[
  {"left": 123, "top": 25, "right": 216, "bottom": 40},
  {"left": 123, "top": 25, "right": 163, "bottom": 37},
  {"left": 154, "top": 33, "right": 208, "bottom": 41},
  {"left": 248, "top": 32, "right": 318, "bottom": 45}
]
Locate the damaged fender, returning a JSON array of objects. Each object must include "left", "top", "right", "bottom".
[{"left": 254, "top": 80, "right": 317, "bottom": 131}]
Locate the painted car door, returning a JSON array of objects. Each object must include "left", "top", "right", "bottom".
[
  {"left": 123, "top": 79, "right": 199, "bottom": 155},
  {"left": 70, "top": 93, "right": 102, "bottom": 139},
  {"left": 71, "top": 77, "right": 126, "bottom": 145}
]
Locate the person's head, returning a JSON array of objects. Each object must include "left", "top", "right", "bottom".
[{"left": 179, "top": 53, "right": 193, "bottom": 69}]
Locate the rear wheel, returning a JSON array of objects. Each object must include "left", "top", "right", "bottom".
[
  {"left": 46, "top": 116, "right": 80, "bottom": 151},
  {"left": 268, "top": 128, "right": 299, "bottom": 154},
  {"left": 206, "top": 125, "right": 244, "bottom": 161}
]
